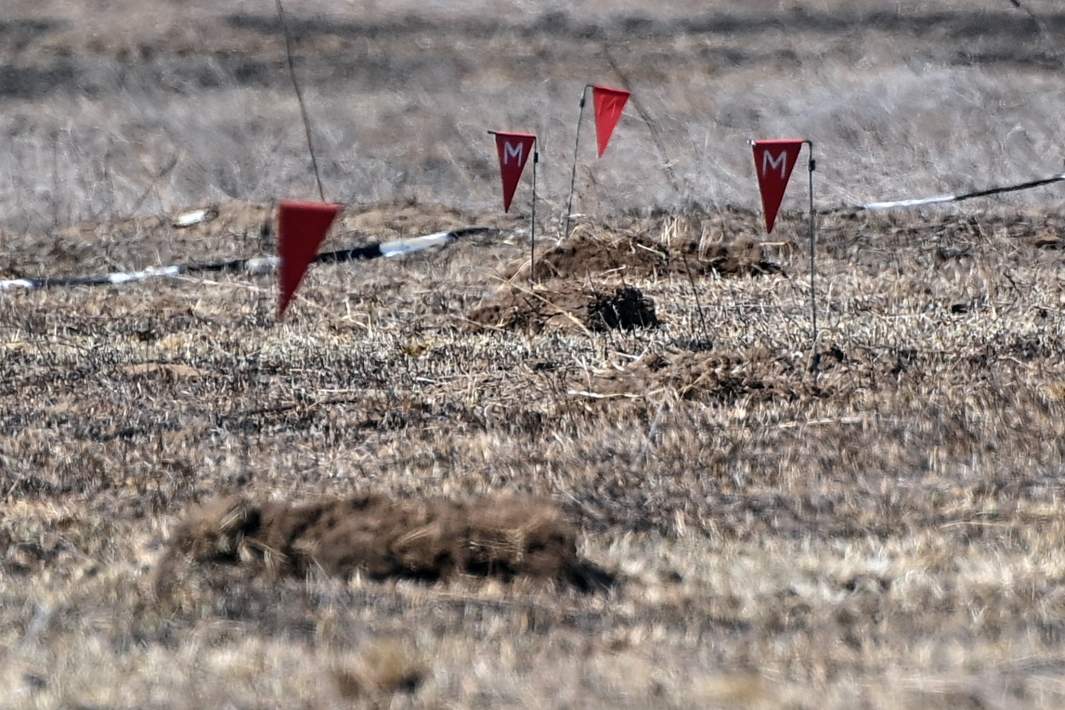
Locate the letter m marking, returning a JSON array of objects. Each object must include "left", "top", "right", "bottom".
[
  {"left": 762, "top": 151, "right": 787, "bottom": 178},
  {"left": 503, "top": 141, "right": 524, "bottom": 166}
]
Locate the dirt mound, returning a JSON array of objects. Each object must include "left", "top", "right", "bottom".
[
  {"left": 509, "top": 231, "right": 778, "bottom": 281},
  {"left": 577, "top": 349, "right": 800, "bottom": 403},
  {"left": 160, "top": 494, "right": 611, "bottom": 591},
  {"left": 466, "top": 283, "right": 659, "bottom": 334}
]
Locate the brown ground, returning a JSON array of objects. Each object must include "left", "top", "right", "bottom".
[
  {"left": 4, "top": 1, "right": 1065, "bottom": 707},
  {"left": 3, "top": 202, "right": 1065, "bottom": 708}
]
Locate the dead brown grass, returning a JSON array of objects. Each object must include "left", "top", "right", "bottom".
[
  {"left": 2, "top": 0, "right": 1065, "bottom": 702},
  {"left": 5, "top": 203, "right": 1065, "bottom": 707}
]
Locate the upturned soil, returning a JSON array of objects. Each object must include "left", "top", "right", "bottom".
[
  {"left": 466, "top": 282, "right": 660, "bottom": 334},
  {"left": 160, "top": 493, "right": 610, "bottom": 590},
  {"left": 507, "top": 229, "right": 779, "bottom": 281}
]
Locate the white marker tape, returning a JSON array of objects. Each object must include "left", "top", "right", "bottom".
[
  {"left": 243, "top": 256, "right": 280, "bottom": 274},
  {"left": 0, "top": 279, "right": 35, "bottom": 291},
  {"left": 173, "top": 208, "right": 219, "bottom": 228},
  {"left": 863, "top": 194, "right": 956, "bottom": 210},
  {"left": 108, "top": 265, "right": 182, "bottom": 285},
  {"left": 379, "top": 232, "right": 454, "bottom": 258}
]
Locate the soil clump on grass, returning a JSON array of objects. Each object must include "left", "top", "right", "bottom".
[
  {"left": 466, "top": 283, "right": 659, "bottom": 334},
  {"left": 508, "top": 231, "right": 779, "bottom": 281},
  {"left": 160, "top": 493, "right": 612, "bottom": 592}
]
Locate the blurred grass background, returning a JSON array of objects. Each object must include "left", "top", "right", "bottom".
[{"left": 0, "top": 1, "right": 1062, "bottom": 232}]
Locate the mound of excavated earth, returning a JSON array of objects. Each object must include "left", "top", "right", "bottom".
[
  {"left": 507, "top": 231, "right": 778, "bottom": 281},
  {"left": 159, "top": 494, "right": 611, "bottom": 591},
  {"left": 466, "top": 283, "right": 659, "bottom": 334}
]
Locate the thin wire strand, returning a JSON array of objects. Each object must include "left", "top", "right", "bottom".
[
  {"left": 275, "top": 0, "right": 327, "bottom": 203},
  {"left": 603, "top": 47, "right": 683, "bottom": 198}
]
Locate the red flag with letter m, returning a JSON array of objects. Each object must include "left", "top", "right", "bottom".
[
  {"left": 752, "top": 139, "right": 803, "bottom": 233},
  {"left": 493, "top": 132, "right": 537, "bottom": 212},
  {"left": 591, "top": 85, "right": 630, "bottom": 158}
]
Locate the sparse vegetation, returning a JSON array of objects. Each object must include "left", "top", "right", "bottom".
[{"left": 3, "top": 1, "right": 1065, "bottom": 708}]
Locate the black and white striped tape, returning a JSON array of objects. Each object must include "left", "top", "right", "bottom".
[
  {"left": 860, "top": 172, "right": 1065, "bottom": 211},
  {"left": 3, "top": 170, "right": 1063, "bottom": 292},
  {"left": 0, "top": 227, "right": 494, "bottom": 292}
]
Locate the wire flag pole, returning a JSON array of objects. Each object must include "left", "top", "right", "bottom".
[
  {"left": 531, "top": 148, "right": 540, "bottom": 284},
  {"left": 805, "top": 140, "right": 818, "bottom": 370},
  {"left": 561, "top": 84, "right": 591, "bottom": 241}
]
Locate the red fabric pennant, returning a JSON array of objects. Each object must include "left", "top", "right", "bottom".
[
  {"left": 493, "top": 132, "right": 536, "bottom": 212},
  {"left": 592, "top": 86, "right": 630, "bottom": 158},
  {"left": 277, "top": 200, "right": 341, "bottom": 318},
  {"left": 752, "top": 139, "right": 804, "bottom": 233}
]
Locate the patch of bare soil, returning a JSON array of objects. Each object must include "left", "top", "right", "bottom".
[
  {"left": 466, "top": 283, "right": 659, "bottom": 334},
  {"left": 508, "top": 231, "right": 779, "bottom": 281},
  {"left": 577, "top": 349, "right": 802, "bottom": 403},
  {"left": 159, "top": 494, "right": 612, "bottom": 592}
]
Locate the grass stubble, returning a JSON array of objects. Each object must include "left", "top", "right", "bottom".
[
  {"left": 2, "top": 203, "right": 1065, "bottom": 707},
  {"left": 3, "top": 0, "right": 1065, "bottom": 707}
]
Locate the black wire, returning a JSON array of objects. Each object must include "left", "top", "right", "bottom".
[
  {"left": 275, "top": 0, "right": 327, "bottom": 203},
  {"left": 953, "top": 175, "right": 1065, "bottom": 203}
]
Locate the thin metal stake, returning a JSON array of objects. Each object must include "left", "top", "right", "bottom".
[
  {"left": 276, "top": 0, "right": 327, "bottom": 202},
  {"left": 531, "top": 148, "right": 539, "bottom": 284},
  {"left": 805, "top": 140, "right": 818, "bottom": 368},
  {"left": 562, "top": 85, "right": 590, "bottom": 240}
]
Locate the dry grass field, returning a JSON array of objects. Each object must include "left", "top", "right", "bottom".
[{"left": 3, "top": 1, "right": 1065, "bottom": 709}]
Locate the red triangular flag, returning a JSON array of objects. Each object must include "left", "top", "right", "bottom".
[
  {"left": 493, "top": 132, "right": 536, "bottom": 212},
  {"left": 277, "top": 200, "right": 341, "bottom": 318},
  {"left": 592, "top": 86, "right": 630, "bottom": 158},
  {"left": 752, "top": 139, "right": 804, "bottom": 234}
]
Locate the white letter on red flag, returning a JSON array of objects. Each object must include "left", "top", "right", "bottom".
[
  {"left": 493, "top": 132, "right": 537, "bottom": 212},
  {"left": 752, "top": 139, "right": 804, "bottom": 233},
  {"left": 592, "top": 86, "right": 630, "bottom": 158},
  {"left": 277, "top": 200, "right": 341, "bottom": 318}
]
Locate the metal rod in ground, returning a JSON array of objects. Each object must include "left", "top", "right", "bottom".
[
  {"left": 531, "top": 148, "right": 539, "bottom": 284},
  {"left": 680, "top": 249, "right": 710, "bottom": 345},
  {"left": 805, "top": 140, "right": 818, "bottom": 369},
  {"left": 275, "top": 0, "right": 327, "bottom": 203},
  {"left": 561, "top": 85, "right": 591, "bottom": 240}
]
